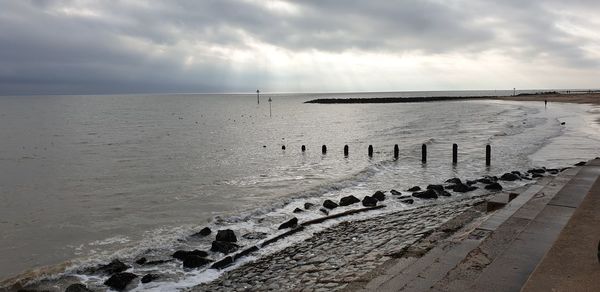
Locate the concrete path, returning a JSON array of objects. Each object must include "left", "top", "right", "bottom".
[{"left": 359, "top": 159, "right": 600, "bottom": 292}]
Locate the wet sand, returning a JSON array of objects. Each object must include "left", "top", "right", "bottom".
[{"left": 493, "top": 92, "right": 600, "bottom": 106}]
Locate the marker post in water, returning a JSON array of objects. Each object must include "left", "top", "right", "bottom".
[
  {"left": 268, "top": 97, "right": 272, "bottom": 117},
  {"left": 452, "top": 143, "right": 458, "bottom": 164},
  {"left": 486, "top": 145, "right": 491, "bottom": 166},
  {"left": 256, "top": 89, "right": 260, "bottom": 104},
  {"left": 422, "top": 144, "right": 427, "bottom": 163}
]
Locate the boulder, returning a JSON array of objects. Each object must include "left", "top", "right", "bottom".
[
  {"left": 500, "top": 173, "right": 520, "bottom": 181},
  {"left": 546, "top": 169, "right": 559, "bottom": 174},
  {"left": 172, "top": 250, "right": 209, "bottom": 261},
  {"left": 339, "top": 195, "right": 360, "bottom": 206},
  {"left": 445, "top": 178, "right": 462, "bottom": 184},
  {"left": 216, "top": 229, "right": 237, "bottom": 243},
  {"left": 362, "top": 196, "right": 378, "bottom": 207},
  {"left": 438, "top": 190, "right": 452, "bottom": 197},
  {"left": 575, "top": 161, "right": 586, "bottom": 166},
  {"left": 323, "top": 199, "right": 339, "bottom": 209},
  {"left": 372, "top": 191, "right": 386, "bottom": 201},
  {"left": 141, "top": 274, "right": 159, "bottom": 284},
  {"left": 466, "top": 180, "right": 478, "bottom": 186},
  {"left": 293, "top": 208, "right": 304, "bottom": 213},
  {"left": 401, "top": 199, "right": 414, "bottom": 204},
  {"left": 211, "top": 241, "right": 239, "bottom": 254},
  {"left": 450, "top": 183, "right": 478, "bottom": 193},
  {"left": 135, "top": 257, "right": 147, "bottom": 265},
  {"left": 484, "top": 182, "right": 503, "bottom": 191},
  {"left": 426, "top": 184, "right": 444, "bottom": 192},
  {"left": 183, "top": 255, "right": 212, "bottom": 269},
  {"left": 319, "top": 208, "right": 329, "bottom": 215},
  {"left": 92, "top": 259, "right": 129, "bottom": 275},
  {"left": 278, "top": 217, "right": 298, "bottom": 230},
  {"left": 65, "top": 283, "right": 92, "bottom": 292},
  {"left": 104, "top": 272, "right": 138, "bottom": 291},
  {"left": 527, "top": 168, "right": 545, "bottom": 174},
  {"left": 304, "top": 202, "right": 315, "bottom": 209},
  {"left": 477, "top": 178, "right": 493, "bottom": 184},
  {"left": 191, "top": 227, "right": 212, "bottom": 237},
  {"left": 407, "top": 186, "right": 421, "bottom": 192},
  {"left": 390, "top": 189, "right": 402, "bottom": 196},
  {"left": 413, "top": 189, "right": 438, "bottom": 199}
]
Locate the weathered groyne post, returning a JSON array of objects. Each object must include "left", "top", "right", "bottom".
[
  {"left": 301, "top": 145, "right": 306, "bottom": 152},
  {"left": 394, "top": 144, "right": 399, "bottom": 159},
  {"left": 368, "top": 145, "right": 373, "bottom": 157},
  {"left": 486, "top": 145, "right": 491, "bottom": 166},
  {"left": 452, "top": 143, "right": 458, "bottom": 164},
  {"left": 422, "top": 144, "right": 427, "bottom": 163},
  {"left": 322, "top": 145, "right": 327, "bottom": 154},
  {"left": 344, "top": 145, "right": 349, "bottom": 156}
]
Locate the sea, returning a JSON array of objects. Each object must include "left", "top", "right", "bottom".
[{"left": 1, "top": 90, "right": 599, "bottom": 290}]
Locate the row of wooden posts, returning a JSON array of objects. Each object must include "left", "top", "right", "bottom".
[{"left": 290, "top": 144, "right": 492, "bottom": 166}]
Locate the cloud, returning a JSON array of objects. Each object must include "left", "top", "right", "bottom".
[{"left": 0, "top": 0, "right": 599, "bottom": 95}]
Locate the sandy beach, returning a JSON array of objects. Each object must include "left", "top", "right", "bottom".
[{"left": 494, "top": 92, "right": 600, "bottom": 106}]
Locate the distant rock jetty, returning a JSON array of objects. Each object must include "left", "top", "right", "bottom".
[{"left": 304, "top": 96, "right": 488, "bottom": 104}]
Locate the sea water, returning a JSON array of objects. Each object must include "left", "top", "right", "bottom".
[{"left": 0, "top": 91, "right": 599, "bottom": 288}]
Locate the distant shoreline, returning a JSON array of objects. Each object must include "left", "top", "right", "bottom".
[{"left": 305, "top": 92, "right": 600, "bottom": 105}]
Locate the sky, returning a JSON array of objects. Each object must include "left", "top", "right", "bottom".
[{"left": 0, "top": 0, "right": 599, "bottom": 95}]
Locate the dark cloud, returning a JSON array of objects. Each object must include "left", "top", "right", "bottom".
[{"left": 0, "top": 0, "right": 598, "bottom": 95}]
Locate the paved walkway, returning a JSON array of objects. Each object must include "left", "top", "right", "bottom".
[{"left": 359, "top": 159, "right": 600, "bottom": 292}]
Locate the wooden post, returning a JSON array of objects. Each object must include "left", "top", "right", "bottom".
[
  {"left": 344, "top": 145, "right": 349, "bottom": 156},
  {"left": 301, "top": 145, "right": 306, "bottom": 152},
  {"left": 322, "top": 145, "right": 327, "bottom": 154},
  {"left": 452, "top": 143, "right": 458, "bottom": 164},
  {"left": 486, "top": 145, "right": 491, "bottom": 166},
  {"left": 422, "top": 144, "right": 427, "bottom": 163},
  {"left": 394, "top": 144, "right": 399, "bottom": 159},
  {"left": 368, "top": 145, "right": 373, "bottom": 157}
]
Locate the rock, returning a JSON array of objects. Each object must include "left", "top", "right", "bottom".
[
  {"left": 91, "top": 259, "right": 129, "bottom": 275},
  {"left": 211, "top": 241, "right": 239, "bottom": 254},
  {"left": 191, "top": 227, "right": 212, "bottom": 237},
  {"left": 484, "top": 182, "right": 503, "bottom": 191},
  {"left": 546, "top": 169, "right": 559, "bottom": 174},
  {"left": 135, "top": 257, "right": 147, "bottom": 265},
  {"left": 65, "top": 283, "right": 92, "bottom": 292},
  {"left": 445, "top": 178, "right": 462, "bottom": 184},
  {"left": 466, "top": 180, "right": 478, "bottom": 186},
  {"left": 438, "top": 190, "right": 452, "bottom": 197},
  {"left": 426, "top": 184, "right": 444, "bottom": 192},
  {"left": 477, "top": 178, "right": 493, "bottom": 184},
  {"left": 183, "top": 255, "right": 213, "bottom": 269},
  {"left": 500, "top": 173, "right": 520, "bottom": 181},
  {"left": 372, "top": 191, "right": 386, "bottom": 201},
  {"left": 242, "top": 232, "right": 268, "bottom": 240},
  {"left": 216, "top": 229, "right": 237, "bottom": 242},
  {"left": 141, "top": 274, "right": 159, "bottom": 284},
  {"left": 390, "top": 189, "right": 402, "bottom": 196},
  {"left": 575, "top": 161, "right": 586, "bottom": 166},
  {"left": 339, "top": 195, "right": 360, "bottom": 206},
  {"left": 511, "top": 171, "right": 522, "bottom": 176},
  {"left": 319, "top": 208, "right": 329, "bottom": 215},
  {"left": 172, "top": 250, "right": 209, "bottom": 261},
  {"left": 104, "top": 272, "right": 138, "bottom": 291},
  {"left": 407, "top": 186, "right": 421, "bottom": 192},
  {"left": 413, "top": 189, "right": 438, "bottom": 199},
  {"left": 293, "top": 208, "right": 304, "bottom": 213},
  {"left": 323, "top": 199, "right": 338, "bottom": 209},
  {"left": 527, "top": 168, "right": 546, "bottom": 174},
  {"left": 532, "top": 173, "right": 543, "bottom": 178},
  {"left": 449, "top": 183, "right": 478, "bottom": 193},
  {"left": 304, "top": 202, "right": 315, "bottom": 209},
  {"left": 362, "top": 196, "right": 378, "bottom": 207},
  {"left": 210, "top": 256, "right": 234, "bottom": 270},
  {"left": 278, "top": 217, "right": 298, "bottom": 230},
  {"left": 401, "top": 199, "right": 414, "bottom": 204}
]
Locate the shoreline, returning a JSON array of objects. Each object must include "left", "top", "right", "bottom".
[{"left": 304, "top": 92, "right": 600, "bottom": 106}]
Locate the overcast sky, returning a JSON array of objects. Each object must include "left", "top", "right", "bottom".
[{"left": 1, "top": 0, "right": 599, "bottom": 95}]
